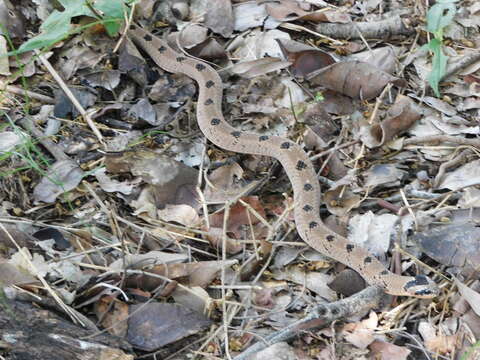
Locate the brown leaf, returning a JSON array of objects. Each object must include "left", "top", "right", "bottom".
[
  {"left": 419, "top": 321, "right": 459, "bottom": 355},
  {"left": 277, "top": 39, "right": 335, "bottom": 77},
  {"left": 125, "top": 260, "right": 237, "bottom": 290},
  {"left": 265, "top": 0, "right": 310, "bottom": 21},
  {"left": 209, "top": 196, "right": 266, "bottom": 237},
  {"left": 342, "top": 312, "right": 378, "bottom": 349},
  {"left": 105, "top": 151, "right": 199, "bottom": 210},
  {"left": 307, "top": 60, "right": 405, "bottom": 100},
  {"left": 127, "top": 303, "right": 211, "bottom": 351},
  {"left": 95, "top": 296, "right": 129, "bottom": 337},
  {"left": 157, "top": 204, "right": 200, "bottom": 227},
  {"left": 369, "top": 95, "right": 421, "bottom": 146},
  {"left": 204, "top": 226, "right": 243, "bottom": 254},
  {"left": 369, "top": 340, "right": 411, "bottom": 360},
  {"left": 328, "top": 269, "right": 366, "bottom": 297}
]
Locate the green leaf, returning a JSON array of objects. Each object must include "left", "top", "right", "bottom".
[
  {"left": 426, "top": 2, "right": 456, "bottom": 35},
  {"left": 18, "top": 16, "right": 71, "bottom": 52},
  {"left": 17, "top": 0, "right": 96, "bottom": 53},
  {"left": 95, "top": 0, "right": 129, "bottom": 35},
  {"left": 426, "top": 38, "right": 447, "bottom": 97}
]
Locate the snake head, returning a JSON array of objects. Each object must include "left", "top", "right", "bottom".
[{"left": 403, "top": 275, "right": 439, "bottom": 298}]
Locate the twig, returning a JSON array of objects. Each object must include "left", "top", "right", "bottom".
[
  {"left": 403, "top": 135, "right": 480, "bottom": 148},
  {"left": 222, "top": 201, "right": 233, "bottom": 360},
  {"left": 3, "top": 84, "right": 55, "bottom": 104},
  {"left": 17, "top": 117, "right": 69, "bottom": 161},
  {"left": 233, "top": 286, "right": 385, "bottom": 360},
  {"left": 314, "top": 14, "right": 413, "bottom": 39},
  {"left": 310, "top": 139, "right": 360, "bottom": 162},
  {"left": 34, "top": 50, "right": 104, "bottom": 146}
]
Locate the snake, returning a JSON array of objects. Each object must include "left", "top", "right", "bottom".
[{"left": 128, "top": 24, "right": 439, "bottom": 298}]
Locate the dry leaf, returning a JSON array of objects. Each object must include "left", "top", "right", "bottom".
[
  {"left": 369, "top": 340, "right": 411, "bottom": 360},
  {"left": 308, "top": 60, "right": 405, "bottom": 100},
  {"left": 368, "top": 95, "right": 421, "bottom": 146},
  {"left": 342, "top": 312, "right": 378, "bottom": 349},
  {"left": 125, "top": 260, "right": 237, "bottom": 290},
  {"left": 33, "top": 160, "right": 84, "bottom": 203},
  {"left": 454, "top": 278, "right": 480, "bottom": 317},
  {"left": 127, "top": 303, "right": 211, "bottom": 351}
]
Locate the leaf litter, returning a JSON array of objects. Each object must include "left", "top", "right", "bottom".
[{"left": 2, "top": 0, "right": 480, "bottom": 359}]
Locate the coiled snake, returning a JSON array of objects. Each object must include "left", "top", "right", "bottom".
[{"left": 128, "top": 25, "right": 438, "bottom": 298}]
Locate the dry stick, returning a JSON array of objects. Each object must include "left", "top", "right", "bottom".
[
  {"left": 3, "top": 84, "right": 55, "bottom": 104},
  {"left": 17, "top": 117, "right": 69, "bottom": 161},
  {"left": 279, "top": 22, "right": 343, "bottom": 45},
  {"left": 404, "top": 135, "right": 480, "bottom": 148},
  {"left": 310, "top": 139, "right": 360, "bottom": 162},
  {"left": 233, "top": 286, "right": 385, "bottom": 360},
  {"left": 314, "top": 14, "right": 413, "bottom": 40},
  {"left": 222, "top": 201, "right": 233, "bottom": 360},
  {"left": 197, "top": 138, "right": 211, "bottom": 231},
  {"left": 34, "top": 50, "right": 104, "bottom": 145}
]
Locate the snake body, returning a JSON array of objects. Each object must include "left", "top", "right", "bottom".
[{"left": 128, "top": 25, "right": 438, "bottom": 298}]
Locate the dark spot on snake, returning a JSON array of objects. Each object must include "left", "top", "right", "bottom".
[
  {"left": 159, "top": 46, "right": 167, "bottom": 53},
  {"left": 415, "top": 289, "right": 434, "bottom": 296},
  {"left": 326, "top": 235, "right": 335, "bottom": 242},
  {"left": 176, "top": 57, "right": 186, "bottom": 62},
  {"left": 303, "top": 204, "right": 313, "bottom": 212},
  {"left": 211, "top": 118, "right": 221, "bottom": 125},
  {"left": 331, "top": 307, "right": 339, "bottom": 315},
  {"left": 206, "top": 80, "right": 215, "bottom": 88},
  {"left": 304, "top": 183, "right": 313, "bottom": 191},
  {"left": 346, "top": 244, "right": 354, "bottom": 252},
  {"left": 205, "top": 99, "right": 214, "bottom": 105},
  {"left": 364, "top": 257, "right": 372, "bottom": 264},
  {"left": 318, "top": 307, "right": 327, "bottom": 316},
  {"left": 129, "top": 24, "right": 136, "bottom": 30},
  {"left": 296, "top": 160, "right": 307, "bottom": 170},
  {"left": 309, "top": 221, "right": 318, "bottom": 229},
  {"left": 196, "top": 63, "right": 206, "bottom": 71},
  {"left": 380, "top": 270, "right": 389, "bottom": 275},
  {"left": 259, "top": 135, "right": 269, "bottom": 141},
  {"left": 404, "top": 279, "right": 417, "bottom": 290},
  {"left": 414, "top": 275, "right": 429, "bottom": 286},
  {"left": 143, "top": 34, "right": 152, "bottom": 41},
  {"left": 231, "top": 131, "right": 241, "bottom": 138},
  {"left": 281, "top": 142, "right": 291, "bottom": 149}
]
